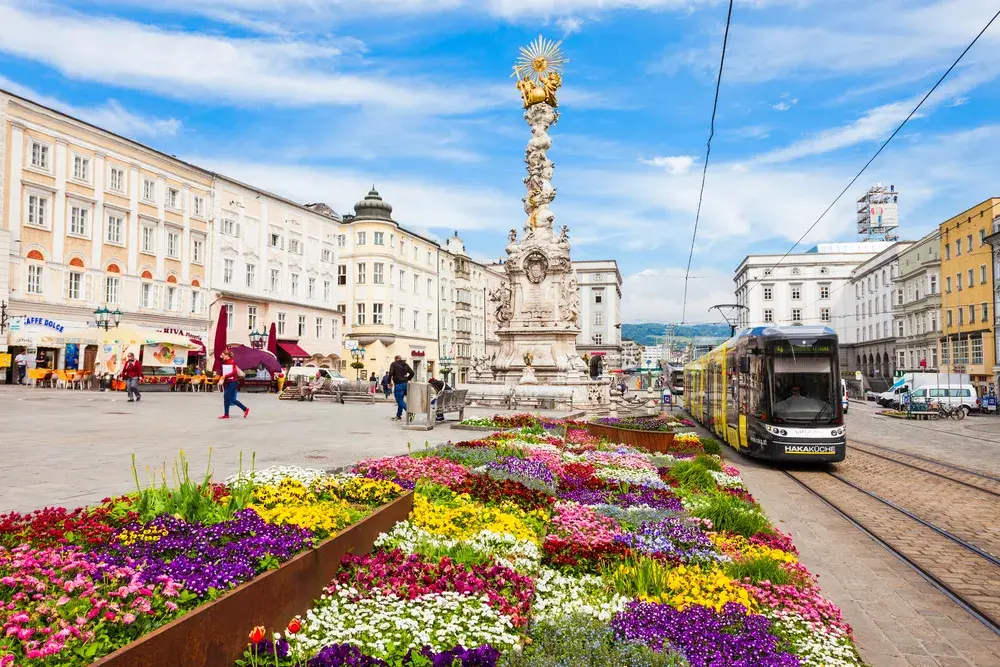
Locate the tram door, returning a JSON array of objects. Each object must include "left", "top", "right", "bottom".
[{"left": 725, "top": 346, "right": 740, "bottom": 448}]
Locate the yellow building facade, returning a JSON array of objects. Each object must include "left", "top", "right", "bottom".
[{"left": 938, "top": 198, "right": 1000, "bottom": 391}]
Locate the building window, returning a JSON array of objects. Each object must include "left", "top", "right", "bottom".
[
  {"left": 763, "top": 309, "right": 773, "bottom": 323},
  {"left": 413, "top": 310, "right": 420, "bottom": 330},
  {"left": 68, "top": 205, "right": 88, "bottom": 237},
  {"left": 399, "top": 269, "right": 406, "bottom": 291},
  {"left": 141, "top": 283, "right": 154, "bottom": 309},
  {"left": 791, "top": 308, "right": 802, "bottom": 322},
  {"left": 374, "top": 262, "right": 385, "bottom": 285},
  {"left": 245, "top": 263, "right": 256, "bottom": 288},
  {"left": 315, "top": 317, "right": 323, "bottom": 338},
  {"left": 427, "top": 277, "right": 433, "bottom": 295},
  {"left": 297, "top": 315, "right": 306, "bottom": 337},
  {"left": 277, "top": 312, "right": 286, "bottom": 335},
  {"left": 331, "top": 318, "right": 338, "bottom": 340},
  {"left": 413, "top": 273, "right": 420, "bottom": 294},
  {"left": 308, "top": 277, "right": 316, "bottom": 299},
  {"left": 269, "top": 231, "right": 283, "bottom": 249},
  {"left": 356, "top": 231, "right": 367, "bottom": 246},
  {"left": 356, "top": 303, "right": 366, "bottom": 325},
  {"left": 820, "top": 307, "right": 831, "bottom": 322},
  {"left": 72, "top": 155, "right": 90, "bottom": 182},
  {"left": 763, "top": 286, "right": 772, "bottom": 301},
  {"left": 108, "top": 166, "right": 125, "bottom": 192},
  {"left": 221, "top": 218, "right": 238, "bottom": 236},
  {"left": 763, "top": 268, "right": 772, "bottom": 276},
  {"left": 957, "top": 273, "right": 963, "bottom": 291},
  {"left": 324, "top": 280, "right": 331, "bottom": 302},
  {"left": 356, "top": 263, "right": 366, "bottom": 285},
  {"left": 26, "top": 194, "right": 49, "bottom": 228},
  {"left": 67, "top": 271, "right": 82, "bottom": 300},
  {"left": 969, "top": 305, "right": 975, "bottom": 323},
  {"left": 967, "top": 234, "right": 974, "bottom": 253},
  {"left": 945, "top": 244, "right": 951, "bottom": 260},
  {"left": 30, "top": 141, "right": 50, "bottom": 171},
  {"left": 166, "top": 188, "right": 180, "bottom": 210},
  {"left": 337, "top": 234, "right": 346, "bottom": 248},
  {"left": 291, "top": 273, "right": 299, "bottom": 295},
  {"left": 968, "top": 268, "right": 974, "bottom": 287},
  {"left": 167, "top": 231, "right": 180, "bottom": 259},
  {"left": 947, "top": 310, "right": 953, "bottom": 327},
  {"left": 820, "top": 286, "right": 830, "bottom": 299},
  {"left": 399, "top": 307, "right": 406, "bottom": 328},
  {"left": 190, "top": 289, "right": 201, "bottom": 314},
  {"left": 372, "top": 303, "right": 384, "bottom": 325},
  {"left": 413, "top": 246, "right": 420, "bottom": 260},
  {"left": 166, "top": 286, "right": 177, "bottom": 311},
  {"left": 270, "top": 268, "right": 280, "bottom": 292},
  {"left": 594, "top": 289, "right": 603, "bottom": 304},
  {"left": 104, "top": 276, "right": 120, "bottom": 304},
  {"left": 983, "top": 302, "right": 989, "bottom": 323},
  {"left": 427, "top": 251, "right": 433, "bottom": 265},
  {"left": 337, "top": 265, "right": 347, "bottom": 285},
  {"left": 191, "top": 236, "right": 204, "bottom": 263},
  {"left": 27, "top": 264, "right": 43, "bottom": 295},
  {"left": 973, "top": 337, "right": 984, "bottom": 364},
  {"left": 321, "top": 248, "right": 332, "bottom": 262},
  {"left": 791, "top": 286, "right": 802, "bottom": 300},
  {"left": 374, "top": 232, "right": 385, "bottom": 245},
  {"left": 142, "top": 179, "right": 156, "bottom": 203},
  {"left": 427, "top": 312, "right": 433, "bottom": 333},
  {"left": 289, "top": 237, "right": 301, "bottom": 255},
  {"left": 945, "top": 276, "right": 952, "bottom": 293},
  {"left": 820, "top": 266, "right": 829, "bottom": 275},
  {"left": 959, "top": 309, "right": 964, "bottom": 325},
  {"left": 929, "top": 276, "right": 937, "bottom": 294},
  {"left": 245, "top": 305, "right": 258, "bottom": 331},
  {"left": 595, "top": 312, "right": 604, "bottom": 325},
  {"left": 594, "top": 333, "right": 604, "bottom": 345},
  {"left": 141, "top": 225, "right": 156, "bottom": 254},
  {"left": 956, "top": 241, "right": 962, "bottom": 256},
  {"left": 193, "top": 196, "right": 205, "bottom": 218}
]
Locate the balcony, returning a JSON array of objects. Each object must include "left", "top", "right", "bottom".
[
  {"left": 456, "top": 300, "right": 472, "bottom": 312},
  {"left": 347, "top": 324, "right": 396, "bottom": 347},
  {"left": 455, "top": 329, "right": 472, "bottom": 342}
]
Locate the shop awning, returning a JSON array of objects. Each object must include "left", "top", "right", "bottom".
[{"left": 277, "top": 341, "right": 311, "bottom": 358}]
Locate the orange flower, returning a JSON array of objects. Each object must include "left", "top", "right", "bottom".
[
  {"left": 286, "top": 618, "right": 302, "bottom": 634},
  {"left": 249, "top": 626, "right": 266, "bottom": 644}
]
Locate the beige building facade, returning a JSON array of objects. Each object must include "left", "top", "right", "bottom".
[{"left": 1, "top": 89, "right": 213, "bottom": 373}]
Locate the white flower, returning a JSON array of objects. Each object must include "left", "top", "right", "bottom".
[
  {"left": 709, "top": 470, "right": 744, "bottom": 488},
  {"left": 225, "top": 465, "right": 328, "bottom": 487},
  {"left": 531, "top": 567, "right": 628, "bottom": 623}
]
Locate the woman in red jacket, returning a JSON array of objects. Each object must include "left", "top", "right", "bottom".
[{"left": 219, "top": 350, "right": 249, "bottom": 419}]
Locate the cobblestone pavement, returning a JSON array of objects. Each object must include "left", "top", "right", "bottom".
[
  {"left": 0, "top": 386, "right": 561, "bottom": 513},
  {"left": 847, "top": 400, "right": 1000, "bottom": 476}
]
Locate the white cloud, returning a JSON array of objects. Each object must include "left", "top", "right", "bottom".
[
  {"left": 556, "top": 16, "right": 585, "bottom": 35},
  {"left": 949, "top": 96, "right": 969, "bottom": 107},
  {"left": 622, "top": 267, "right": 735, "bottom": 323},
  {"left": 771, "top": 98, "right": 797, "bottom": 111},
  {"left": 0, "top": 75, "right": 180, "bottom": 138},
  {"left": 0, "top": 3, "right": 505, "bottom": 114},
  {"left": 641, "top": 155, "right": 697, "bottom": 174},
  {"left": 727, "top": 125, "right": 771, "bottom": 139}
]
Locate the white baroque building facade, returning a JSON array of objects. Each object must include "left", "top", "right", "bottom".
[
  {"left": 209, "top": 176, "right": 344, "bottom": 368},
  {"left": 574, "top": 260, "right": 622, "bottom": 371},
  {"left": 895, "top": 231, "right": 941, "bottom": 373},
  {"left": 335, "top": 188, "right": 440, "bottom": 382}
]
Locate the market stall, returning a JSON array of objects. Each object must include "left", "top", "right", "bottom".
[
  {"left": 97, "top": 326, "right": 201, "bottom": 392},
  {"left": 228, "top": 344, "right": 282, "bottom": 392}
]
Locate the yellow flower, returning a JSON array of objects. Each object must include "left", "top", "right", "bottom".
[{"left": 411, "top": 491, "right": 542, "bottom": 543}]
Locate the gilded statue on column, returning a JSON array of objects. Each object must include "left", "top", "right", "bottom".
[{"left": 512, "top": 36, "right": 568, "bottom": 109}]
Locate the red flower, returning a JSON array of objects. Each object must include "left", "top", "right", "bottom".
[
  {"left": 286, "top": 618, "right": 302, "bottom": 634},
  {"left": 249, "top": 626, "right": 266, "bottom": 644}
]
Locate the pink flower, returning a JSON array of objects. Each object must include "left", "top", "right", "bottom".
[{"left": 121, "top": 613, "right": 137, "bottom": 625}]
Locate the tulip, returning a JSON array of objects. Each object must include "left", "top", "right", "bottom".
[
  {"left": 248, "top": 626, "right": 266, "bottom": 644},
  {"left": 286, "top": 618, "right": 302, "bottom": 634}
]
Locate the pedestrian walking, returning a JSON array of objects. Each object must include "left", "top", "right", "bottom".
[
  {"left": 388, "top": 355, "right": 415, "bottom": 421},
  {"left": 120, "top": 352, "right": 143, "bottom": 403},
  {"left": 14, "top": 351, "right": 28, "bottom": 385},
  {"left": 380, "top": 371, "right": 392, "bottom": 398},
  {"left": 218, "top": 350, "right": 249, "bottom": 420},
  {"left": 369, "top": 371, "right": 378, "bottom": 395}
]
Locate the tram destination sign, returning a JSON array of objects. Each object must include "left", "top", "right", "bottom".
[{"left": 772, "top": 340, "right": 833, "bottom": 354}]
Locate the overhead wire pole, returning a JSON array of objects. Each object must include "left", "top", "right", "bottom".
[
  {"left": 680, "top": 0, "right": 735, "bottom": 324},
  {"left": 745, "top": 6, "right": 1000, "bottom": 300}
]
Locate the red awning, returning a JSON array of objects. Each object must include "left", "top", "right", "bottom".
[{"left": 277, "top": 341, "right": 311, "bottom": 358}]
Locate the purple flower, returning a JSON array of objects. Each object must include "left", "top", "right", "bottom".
[
  {"left": 308, "top": 644, "right": 387, "bottom": 666},
  {"left": 611, "top": 488, "right": 684, "bottom": 512},
  {"left": 484, "top": 457, "right": 555, "bottom": 486},
  {"left": 405, "top": 644, "right": 501, "bottom": 667},
  {"left": 614, "top": 517, "right": 720, "bottom": 563},
  {"left": 559, "top": 488, "right": 611, "bottom": 505},
  {"left": 611, "top": 601, "right": 800, "bottom": 667}
]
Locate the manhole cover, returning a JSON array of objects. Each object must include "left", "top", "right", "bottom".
[{"left": 106, "top": 411, "right": 132, "bottom": 415}]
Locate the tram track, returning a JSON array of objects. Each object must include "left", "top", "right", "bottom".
[
  {"left": 784, "top": 468, "right": 1000, "bottom": 637},
  {"left": 847, "top": 439, "right": 1000, "bottom": 497}
]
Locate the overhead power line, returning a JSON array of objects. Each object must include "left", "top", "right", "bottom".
[
  {"left": 680, "top": 0, "right": 735, "bottom": 325},
  {"left": 745, "top": 6, "right": 1000, "bottom": 301}
]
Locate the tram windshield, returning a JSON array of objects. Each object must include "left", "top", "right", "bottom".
[{"left": 769, "top": 355, "right": 838, "bottom": 425}]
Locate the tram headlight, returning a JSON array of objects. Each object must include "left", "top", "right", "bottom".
[
  {"left": 830, "top": 427, "right": 845, "bottom": 436},
  {"left": 780, "top": 429, "right": 787, "bottom": 436}
]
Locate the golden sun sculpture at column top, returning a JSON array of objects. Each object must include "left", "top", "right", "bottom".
[{"left": 512, "top": 35, "right": 568, "bottom": 108}]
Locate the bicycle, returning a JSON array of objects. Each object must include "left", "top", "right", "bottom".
[{"left": 937, "top": 404, "right": 966, "bottom": 420}]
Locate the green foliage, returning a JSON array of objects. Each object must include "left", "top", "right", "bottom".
[
  {"left": 499, "top": 614, "right": 685, "bottom": 667},
  {"left": 724, "top": 556, "right": 792, "bottom": 586},
  {"left": 414, "top": 444, "right": 500, "bottom": 468},
  {"left": 669, "top": 461, "right": 716, "bottom": 492},
  {"left": 130, "top": 449, "right": 254, "bottom": 525},
  {"left": 694, "top": 454, "right": 723, "bottom": 472},
  {"left": 687, "top": 492, "right": 772, "bottom": 537},
  {"left": 700, "top": 438, "right": 722, "bottom": 455}
]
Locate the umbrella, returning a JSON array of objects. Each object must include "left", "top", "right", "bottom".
[
  {"left": 267, "top": 322, "right": 278, "bottom": 356},
  {"left": 212, "top": 306, "right": 227, "bottom": 374},
  {"left": 229, "top": 344, "right": 282, "bottom": 374}
]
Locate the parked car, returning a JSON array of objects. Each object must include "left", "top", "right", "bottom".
[
  {"left": 905, "top": 384, "right": 978, "bottom": 416},
  {"left": 284, "top": 366, "right": 349, "bottom": 385}
]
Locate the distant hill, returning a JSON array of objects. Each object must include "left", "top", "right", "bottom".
[{"left": 621, "top": 323, "right": 732, "bottom": 347}]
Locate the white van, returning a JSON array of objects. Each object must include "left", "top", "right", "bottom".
[
  {"left": 841, "top": 379, "right": 849, "bottom": 413},
  {"left": 907, "top": 384, "right": 978, "bottom": 415},
  {"left": 285, "top": 366, "right": 348, "bottom": 385}
]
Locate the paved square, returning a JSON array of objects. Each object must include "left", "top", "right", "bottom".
[{"left": 0, "top": 386, "right": 559, "bottom": 513}]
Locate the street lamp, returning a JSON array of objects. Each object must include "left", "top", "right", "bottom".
[
  {"left": 350, "top": 346, "right": 366, "bottom": 380},
  {"left": 92, "top": 306, "right": 122, "bottom": 331},
  {"left": 248, "top": 327, "right": 268, "bottom": 350},
  {"left": 0, "top": 301, "right": 8, "bottom": 335},
  {"left": 440, "top": 350, "right": 454, "bottom": 384}
]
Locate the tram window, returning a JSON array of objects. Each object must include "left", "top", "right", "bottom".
[{"left": 770, "top": 357, "right": 837, "bottom": 425}]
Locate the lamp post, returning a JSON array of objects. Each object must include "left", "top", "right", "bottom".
[
  {"left": 248, "top": 327, "right": 268, "bottom": 350},
  {"left": 0, "top": 301, "right": 8, "bottom": 335},
  {"left": 350, "top": 346, "right": 366, "bottom": 380},
  {"left": 92, "top": 306, "right": 122, "bottom": 331},
  {"left": 440, "top": 350, "right": 454, "bottom": 384}
]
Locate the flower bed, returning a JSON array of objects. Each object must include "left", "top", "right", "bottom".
[
  {"left": 0, "top": 454, "right": 409, "bottom": 667},
  {"left": 235, "top": 422, "right": 864, "bottom": 667}
]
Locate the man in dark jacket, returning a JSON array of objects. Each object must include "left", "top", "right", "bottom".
[
  {"left": 380, "top": 371, "right": 392, "bottom": 398},
  {"left": 388, "top": 355, "right": 415, "bottom": 421},
  {"left": 120, "top": 352, "right": 143, "bottom": 403}
]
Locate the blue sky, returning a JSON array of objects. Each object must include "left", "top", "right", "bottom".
[{"left": 2, "top": 0, "right": 999, "bottom": 324}]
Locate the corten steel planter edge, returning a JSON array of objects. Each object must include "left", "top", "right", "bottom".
[
  {"left": 91, "top": 490, "right": 414, "bottom": 667},
  {"left": 585, "top": 423, "right": 677, "bottom": 454}
]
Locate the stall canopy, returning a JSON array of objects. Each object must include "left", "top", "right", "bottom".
[
  {"left": 277, "top": 341, "right": 310, "bottom": 359},
  {"left": 229, "top": 344, "right": 282, "bottom": 374}
]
